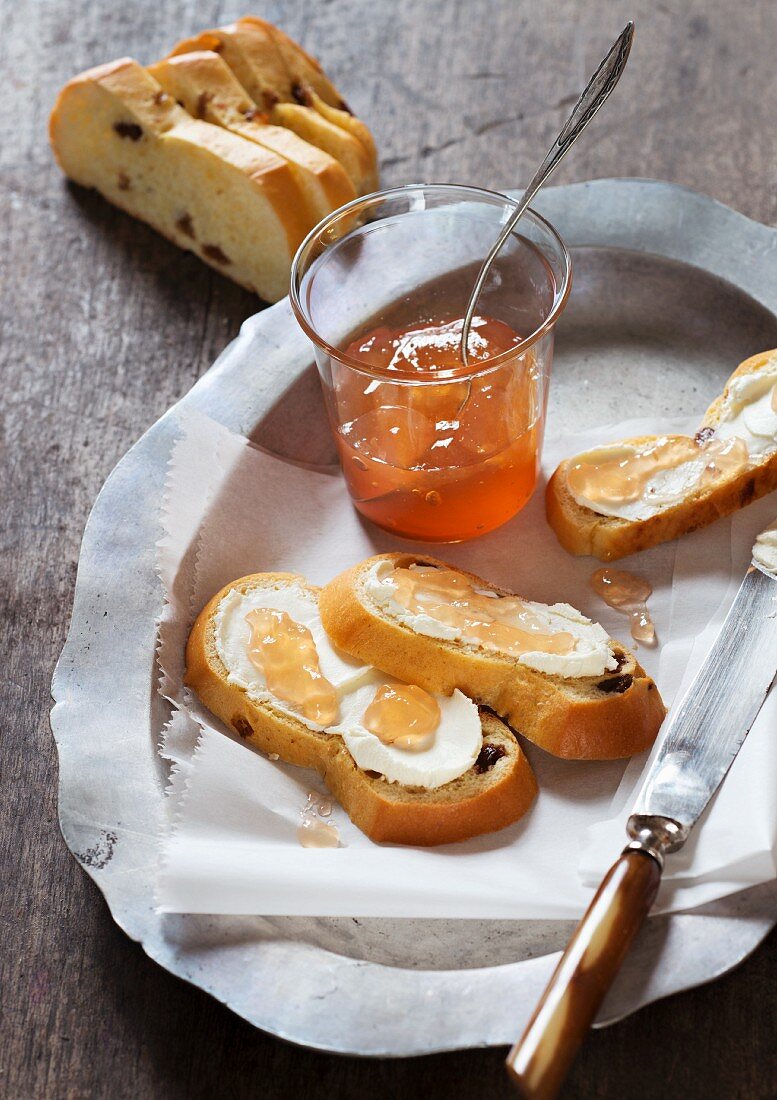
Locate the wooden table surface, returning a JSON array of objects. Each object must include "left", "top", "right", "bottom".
[{"left": 3, "top": 1, "right": 776, "bottom": 1096}]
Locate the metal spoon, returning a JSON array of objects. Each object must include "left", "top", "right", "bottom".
[{"left": 459, "top": 21, "right": 635, "bottom": 366}]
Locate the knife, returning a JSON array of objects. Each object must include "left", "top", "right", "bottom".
[{"left": 506, "top": 529, "right": 777, "bottom": 1099}]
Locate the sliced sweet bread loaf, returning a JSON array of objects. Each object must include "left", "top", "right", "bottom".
[
  {"left": 241, "top": 15, "right": 378, "bottom": 161},
  {"left": 147, "top": 51, "right": 356, "bottom": 224},
  {"left": 237, "top": 16, "right": 378, "bottom": 170},
  {"left": 168, "top": 18, "right": 378, "bottom": 194},
  {"left": 50, "top": 59, "right": 309, "bottom": 301},
  {"left": 51, "top": 19, "right": 378, "bottom": 297}
]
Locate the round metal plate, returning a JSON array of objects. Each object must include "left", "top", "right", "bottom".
[{"left": 50, "top": 180, "right": 777, "bottom": 1056}]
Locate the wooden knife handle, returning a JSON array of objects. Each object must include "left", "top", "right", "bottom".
[{"left": 506, "top": 848, "right": 662, "bottom": 1099}]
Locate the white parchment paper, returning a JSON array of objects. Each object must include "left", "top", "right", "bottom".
[{"left": 155, "top": 410, "right": 776, "bottom": 918}]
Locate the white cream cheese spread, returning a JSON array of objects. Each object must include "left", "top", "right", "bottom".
[
  {"left": 214, "top": 582, "right": 483, "bottom": 789},
  {"left": 714, "top": 366, "right": 777, "bottom": 456},
  {"left": 752, "top": 520, "right": 777, "bottom": 576},
  {"left": 328, "top": 673, "right": 482, "bottom": 789},
  {"left": 363, "top": 561, "right": 617, "bottom": 678},
  {"left": 215, "top": 583, "right": 371, "bottom": 730}
]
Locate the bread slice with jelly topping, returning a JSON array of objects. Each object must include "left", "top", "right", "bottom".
[
  {"left": 546, "top": 350, "right": 777, "bottom": 561},
  {"left": 186, "top": 572, "right": 537, "bottom": 846},
  {"left": 319, "top": 554, "right": 665, "bottom": 760}
]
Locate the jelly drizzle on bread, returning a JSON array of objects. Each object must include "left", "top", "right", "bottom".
[{"left": 546, "top": 350, "right": 777, "bottom": 561}]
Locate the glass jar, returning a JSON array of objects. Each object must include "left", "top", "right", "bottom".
[{"left": 290, "top": 183, "right": 571, "bottom": 542}]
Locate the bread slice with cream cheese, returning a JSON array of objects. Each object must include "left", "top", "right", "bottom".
[
  {"left": 546, "top": 350, "right": 777, "bottom": 561},
  {"left": 186, "top": 573, "right": 538, "bottom": 846},
  {"left": 319, "top": 554, "right": 665, "bottom": 760}
]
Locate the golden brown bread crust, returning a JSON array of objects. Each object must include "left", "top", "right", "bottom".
[
  {"left": 546, "top": 351, "right": 777, "bottom": 561},
  {"left": 185, "top": 573, "right": 538, "bottom": 846},
  {"left": 318, "top": 554, "right": 665, "bottom": 760}
]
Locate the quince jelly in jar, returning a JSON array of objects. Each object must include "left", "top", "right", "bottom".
[{"left": 334, "top": 314, "right": 543, "bottom": 541}]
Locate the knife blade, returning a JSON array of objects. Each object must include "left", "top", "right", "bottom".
[
  {"left": 507, "top": 521, "right": 777, "bottom": 1099},
  {"left": 627, "top": 556, "right": 777, "bottom": 852}
]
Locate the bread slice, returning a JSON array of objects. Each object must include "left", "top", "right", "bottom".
[
  {"left": 319, "top": 554, "right": 665, "bottom": 760},
  {"left": 239, "top": 16, "right": 343, "bottom": 106},
  {"left": 168, "top": 19, "right": 378, "bottom": 194},
  {"left": 546, "top": 350, "right": 777, "bottom": 561},
  {"left": 49, "top": 59, "right": 308, "bottom": 301},
  {"left": 147, "top": 52, "right": 357, "bottom": 222},
  {"left": 240, "top": 16, "right": 378, "bottom": 182},
  {"left": 169, "top": 21, "right": 302, "bottom": 108},
  {"left": 186, "top": 573, "right": 538, "bottom": 846},
  {"left": 269, "top": 100, "right": 376, "bottom": 195},
  {"left": 302, "top": 87, "right": 378, "bottom": 171}
]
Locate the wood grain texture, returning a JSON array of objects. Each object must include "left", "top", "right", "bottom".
[{"left": 1, "top": 0, "right": 775, "bottom": 1097}]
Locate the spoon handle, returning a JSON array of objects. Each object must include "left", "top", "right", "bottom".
[{"left": 459, "top": 21, "right": 634, "bottom": 364}]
